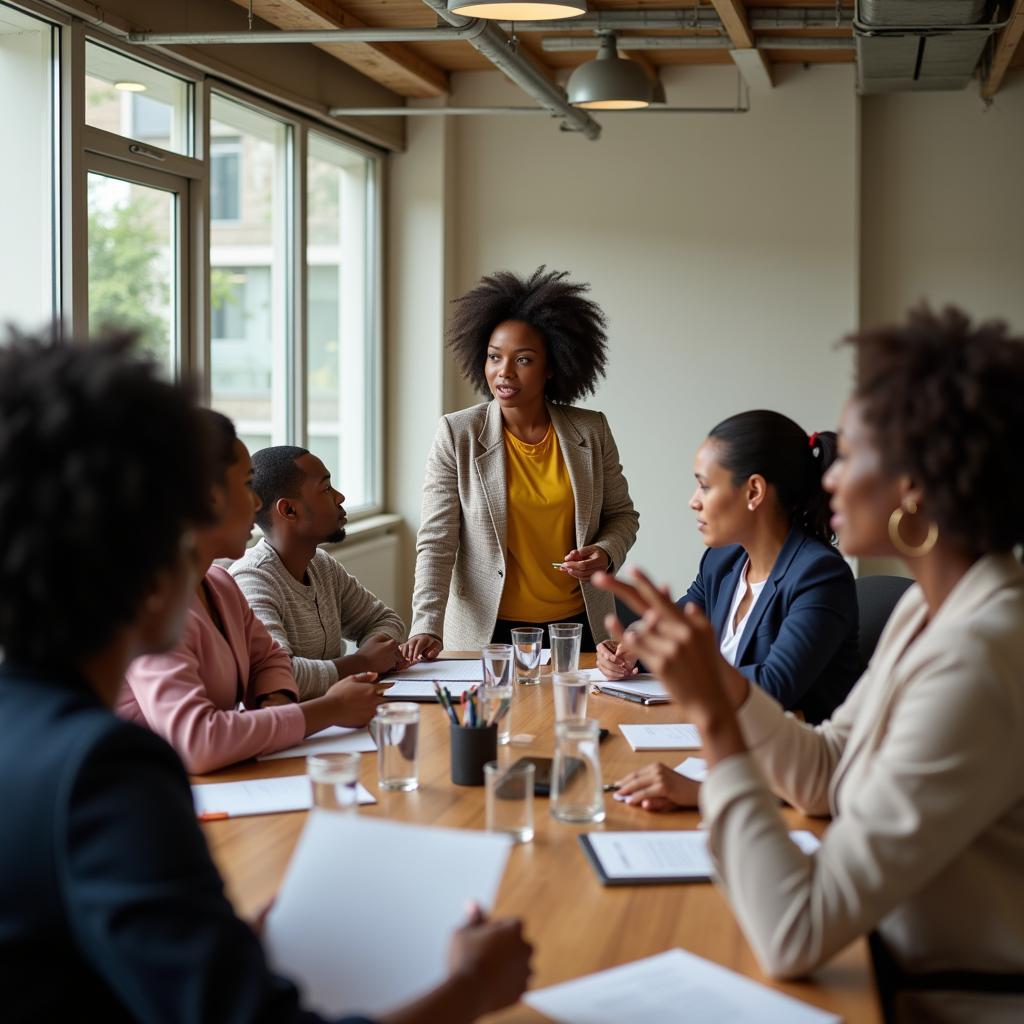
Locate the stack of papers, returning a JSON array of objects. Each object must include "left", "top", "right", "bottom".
[
  {"left": 579, "top": 830, "right": 821, "bottom": 885},
  {"left": 266, "top": 815, "right": 512, "bottom": 1017},
  {"left": 381, "top": 660, "right": 481, "bottom": 700},
  {"left": 191, "top": 774, "right": 375, "bottom": 819},
  {"left": 619, "top": 723, "right": 702, "bottom": 751},
  {"left": 525, "top": 949, "right": 840, "bottom": 1023},
  {"left": 258, "top": 726, "right": 377, "bottom": 762}
]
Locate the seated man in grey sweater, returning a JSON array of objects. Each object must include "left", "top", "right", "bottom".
[{"left": 231, "top": 446, "right": 408, "bottom": 700}]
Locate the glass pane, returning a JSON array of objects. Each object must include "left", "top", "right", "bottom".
[
  {"left": 307, "top": 132, "right": 375, "bottom": 510},
  {"left": 85, "top": 41, "right": 190, "bottom": 156},
  {"left": 0, "top": 4, "right": 57, "bottom": 330},
  {"left": 88, "top": 173, "right": 176, "bottom": 376},
  {"left": 210, "top": 94, "right": 290, "bottom": 456}
]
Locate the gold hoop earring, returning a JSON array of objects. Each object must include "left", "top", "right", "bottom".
[{"left": 888, "top": 501, "right": 939, "bottom": 558}]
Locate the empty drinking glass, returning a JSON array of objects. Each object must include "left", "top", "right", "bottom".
[
  {"left": 551, "top": 718, "right": 606, "bottom": 824},
  {"left": 552, "top": 670, "right": 589, "bottom": 722},
  {"left": 485, "top": 760, "right": 535, "bottom": 843},
  {"left": 375, "top": 702, "right": 420, "bottom": 791},
  {"left": 307, "top": 752, "right": 361, "bottom": 812},
  {"left": 549, "top": 622, "right": 583, "bottom": 674},
  {"left": 511, "top": 627, "right": 543, "bottom": 686}
]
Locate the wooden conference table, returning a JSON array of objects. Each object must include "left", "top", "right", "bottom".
[{"left": 197, "top": 654, "right": 881, "bottom": 1023}]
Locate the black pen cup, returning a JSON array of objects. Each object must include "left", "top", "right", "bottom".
[{"left": 450, "top": 722, "right": 498, "bottom": 786}]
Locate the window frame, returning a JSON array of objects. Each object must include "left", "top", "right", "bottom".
[{"left": 8, "top": 2, "right": 385, "bottom": 518}]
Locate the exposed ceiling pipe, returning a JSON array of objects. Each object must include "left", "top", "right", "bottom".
[
  {"left": 127, "top": 26, "right": 487, "bottom": 45},
  {"left": 541, "top": 35, "right": 856, "bottom": 51},
  {"left": 327, "top": 103, "right": 749, "bottom": 115},
  {"left": 507, "top": 7, "right": 854, "bottom": 31},
  {"left": 417, "top": 0, "right": 602, "bottom": 139}
]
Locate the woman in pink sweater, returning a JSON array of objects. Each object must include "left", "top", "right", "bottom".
[{"left": 119, "top": 412, "right": 386, "bottom": 773}]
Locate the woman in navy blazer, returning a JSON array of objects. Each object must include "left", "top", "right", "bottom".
[{"left": 603, "top": 410, "right": 861, "bottom": 810}]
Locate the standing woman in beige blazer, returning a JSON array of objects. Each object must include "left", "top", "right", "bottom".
[
  {"left": 598, "top": 306, "right": 1024, "bottom": 1023},
  {"left": 403, "top": 267, "right": 638, "bottom": 658}
]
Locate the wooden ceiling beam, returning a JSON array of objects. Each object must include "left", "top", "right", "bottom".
[
  {"left": 230, "top": 0, "right": 448, "bottom": 98},
  {"left": 708, "top": 0, "right": 755, "bottom": 50},
  {"left": 981, "top": 0, "right": 1024, "bottom": 98}
]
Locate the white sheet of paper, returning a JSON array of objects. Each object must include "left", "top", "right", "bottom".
[
  {"left": 382, "top": 679, "right": 476, "bottom": 700},
  {"left": 258, "top": 726, "right": 376, "bottom": 762},
  {"left": 620, "top": 723, "right": 702, "bottom": 750},
  {"left": 191, "top": 775, "right": 375, "bottom": 817},
  {"left": 265, "top": 815, "right": 512, "bottom": 1017},
  {"left": 540, "top": 649, "right": 552, "bottom": 665},
  {"left": 384, "top": 659, "right": 481, "bottom": 683},
  {"left": 585, "top": 830, "right": 821, "bottom": 881},
  {"left": 525, "top": 948, "right": 840, "bottom": 1024},
  {"left": 676, "top": 756, "right": 708, "bottom": 782}
]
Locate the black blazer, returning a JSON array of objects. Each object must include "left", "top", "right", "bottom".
[
  {"left": 0, "top": 662, "right": 373, "bottom": 1024},
  {"left": 681, "top": 529, "right": 862, "bottom": 724}
]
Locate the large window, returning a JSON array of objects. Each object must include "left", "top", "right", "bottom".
[
  {"left": 85, "top": 41, "right": 191, "bottom": 156},
  {"left": 0, "top": 12, "right": 384, "bottom": 516},
  {"left": 87, "top": 169, "right": 181, "bottom": 377},
  {"left": 209, "top": 93, "right": 291, "bottom": 458},
  {"left": 307, "top": 132, "right": 377, "bottom": 511},
  {"left": 0, "top": 3, "right": 58, "bottom": 330}
]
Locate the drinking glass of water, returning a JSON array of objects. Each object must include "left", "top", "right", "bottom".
[
  {"left": 375, "top": 702, "right": 420, "bottom": 791},
  {"left": 481, "top": 644, "right": 513, "bottom": 744},
  {"left": 549, "top": 622, "right": 582, "bottom": 674},
  {"left": 552, "top": 670, "right": 590, "bottom": 722},
  {"left": 510, "top": 627, "right": 543, "bottom": 686},
  {"left": 307, "top": 752, "right": 361, "bottom": 812}
]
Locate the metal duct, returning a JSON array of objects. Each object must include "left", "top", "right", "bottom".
[
  {"left": 541, "top": 36, "right": 854, "bottom": 52},
  {"left": 418, "top": 0, "right": 602, "bottom": 139},
  {"left": 853, "top": 0, "right": 1004, "bottom": 93}
]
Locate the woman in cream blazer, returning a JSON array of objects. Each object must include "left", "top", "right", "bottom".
[
  {"left": 404, "top": 268, "right": 638, "bottom": 656},
  {"left": 599, "top": 306, "right": 1024, "bottom": 1023}
]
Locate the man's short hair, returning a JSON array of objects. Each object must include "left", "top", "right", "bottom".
[{"left": 251, "top": 446, "right": 310, "bottom": 531}]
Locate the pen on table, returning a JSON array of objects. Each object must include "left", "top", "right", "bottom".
[{"left": 198, "top": 811, "right": 230, "bottom": 822}]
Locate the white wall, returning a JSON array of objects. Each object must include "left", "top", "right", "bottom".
[
  {"left": 860, "top": 76, "right": 1024, "bottom": 329},
  {"left": 448, "top": 66, "right": 860, "bottom": 593}
]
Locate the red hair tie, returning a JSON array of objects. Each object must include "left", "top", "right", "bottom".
[{"left": 808, "top": 431, "right": 819, "bottom": 450}]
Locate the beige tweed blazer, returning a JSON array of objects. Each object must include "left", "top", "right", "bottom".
[{"left": 410, "top": 400, "right": 639, "bottom": 649}]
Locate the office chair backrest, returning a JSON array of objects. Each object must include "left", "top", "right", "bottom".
[{"left": 856, "top": 574, "right": 914, "bottom": 666}]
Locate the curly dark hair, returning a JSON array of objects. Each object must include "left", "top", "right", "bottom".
[
  {"left": 0, "top": 329, "right": 215, "bottom": 668},
  {"left": 847, "top": 305, "right": 1024, "bottom": 556},
  {"left": 446, "top": 266, "right": 608, "bottom": 405}
]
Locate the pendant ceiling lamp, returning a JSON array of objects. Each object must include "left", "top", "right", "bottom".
[
  {"left": 447, "top": 0, "right": 586, "bottom": 20},
  {"left": 567, "top": 33, "right": 652, "bottom": 109}
]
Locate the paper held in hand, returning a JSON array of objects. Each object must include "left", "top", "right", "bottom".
[{"left": 265, "top": 815, "right": 512, "bottom": 1017}]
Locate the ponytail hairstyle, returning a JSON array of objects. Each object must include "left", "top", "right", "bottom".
[{"left": 708, "top": 410, "right": 838, "bottom": 545}]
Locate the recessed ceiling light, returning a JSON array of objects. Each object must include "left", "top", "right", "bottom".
[{"left": 114, "top": 81, "right": 147, "bottom": 93}]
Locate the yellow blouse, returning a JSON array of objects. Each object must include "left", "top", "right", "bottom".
[{"left": 497, "top": 425, "right": 585, "bottom": 622}]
